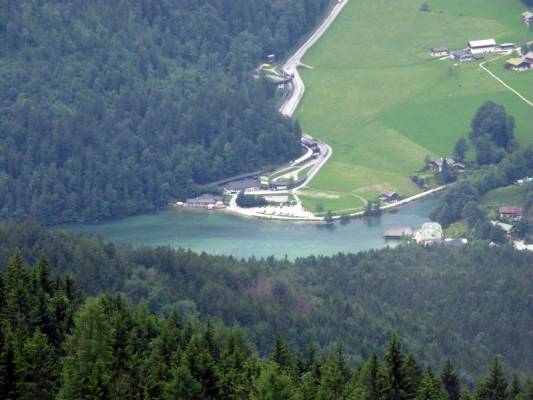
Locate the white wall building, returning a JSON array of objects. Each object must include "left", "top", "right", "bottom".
[{"left": 468, "top": 39, "right": 496, "bottom": 54}]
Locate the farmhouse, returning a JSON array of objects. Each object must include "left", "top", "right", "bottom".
[
  {"left": 451, "top": 50, "right": 472, "bottom": 63},
  {"left": 499, "top": 206, "right": 524, "bottom": 221},
  {"left": 429, "top": 158, "right": 464, "bottom": 172},
  {"left": 506, "top": 58, "right": 531, "bottom": 72},
  {"left": 431, "top": 46, "right": 449, "bottom": 57},
  {"left": 468, "top": 39, "right": 496, "bottom": 54},
  {"left": 523, "top": 10, "right": 533, "bottom": 25},
  {"left": 415, "top": 223, "right": 443, "bottom": 246}
]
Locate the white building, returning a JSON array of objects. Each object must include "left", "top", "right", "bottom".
[
  {"left": 468, "top": 39, "right": 496, "bottom": 54},
  {"left": 415, "top": 222, "right": 443, "bottom": 246},
  {"left": 523, "top": 11, "right": 533, "bottom": 25}
]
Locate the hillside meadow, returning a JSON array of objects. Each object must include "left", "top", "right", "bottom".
[{"left": 295, "top": 0, "right": 533, "bottom": 213}]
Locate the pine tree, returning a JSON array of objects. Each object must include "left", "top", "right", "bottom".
[
  {"left": 15, "top": 329, "right": 57, "bottom": 400},
  {"left": 362, "top": 353, "right": 381, "bottom": 400},
  {"left": 58, "top": 298, "right": 113, "bottom": 400},
  {"left": 381, "top": 335, "right": 408, "bottom": 400},
  {"left": 164, "top": 358, "right": 203, "bottom": 400},
  {"left": 270, "top": 334, "right": 295, "bottom": 377},
  {"left": 476, "top": 358, "right": 508, "bottom": 400},
  {"left": 254, "top": 362, "right": 297, "bottom": 400},
  {"left": 0, "top": 329, "right": 17, "bottom": 400},
  {"left": 417, "top": 368, "right": 444, "bottom": 400},
  {"left": 405, "top": 353, "right": 422, "bottom": 399},
  {"left": 441, "top": 360, "right": 461, "bottom": 400},
  {"left": 317, "top": 345, "right": 350, "bottom": 400}
]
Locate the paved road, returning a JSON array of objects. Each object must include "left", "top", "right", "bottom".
[{"left": 279, "top": 0, "right": 350, "bottom": 117}]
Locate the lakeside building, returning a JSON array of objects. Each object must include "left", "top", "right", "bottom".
[
  {"left": 185, "top": 194, "right": 224, "bottom": 208},
  {"left": 468, "top": 39, "right": 496, "bottom": 54},
  {"left": 431, "top": 46, "right": 449, "bottom": 57},
  {"left": 383, "top": 227, "right": 413, "bottom": 239},
  {"left": 415, "top": 222, "right": 444, "bottom": 246},
  {"left": 499, "top": 206, "right": 524, "bottom": 221},
  {"left": 523, "top": 10, "right": 533, "bottom": 25}
]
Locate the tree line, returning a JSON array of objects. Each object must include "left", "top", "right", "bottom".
[
  {"left": 0, "top": 222, "right": 532, "bottom": 379},
  {"left": 0, "top": 0, "right": 332, "bottom": 225},
  {"left": 1, "top": 254, "right": 532, "bottom": 400}
]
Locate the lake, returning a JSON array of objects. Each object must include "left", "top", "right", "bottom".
[{"left": 61, "top": 196, "right": 440, "bottom": 259}]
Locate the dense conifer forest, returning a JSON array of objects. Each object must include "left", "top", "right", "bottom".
[
  {"left": 0, "top": 0, "right": 332, "bottom": 224},
  {"left": 1, "top": 222, "right": 532, "bottom": 381},
  {"left": 1, "top": 253, "right": 532, "bottom": 399}
]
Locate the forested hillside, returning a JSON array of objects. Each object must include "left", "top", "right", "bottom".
[
  {"left": 0, "top": 0, "right": 331, "bottom": 224},
  {"left": 1, "top": 255, "right": 532, "bottom": 400},
  {"left": 1, "top": 222, "right": 531, "bottom": 379}
]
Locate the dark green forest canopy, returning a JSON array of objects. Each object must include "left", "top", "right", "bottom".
[
  {"left": 0, "top": 0, "right": 331, "bottom": 224},
  {"left": 2, "top": 257, "right": 531, "bottom": 399},
  {"left": 1, "top": 222, "right": 532, "bottom": 380}
]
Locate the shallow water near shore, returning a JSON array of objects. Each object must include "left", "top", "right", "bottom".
[{"left": 60, "top": 196, "right": 440, "bottom": 259}]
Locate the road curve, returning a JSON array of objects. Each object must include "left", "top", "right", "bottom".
[{"left": 279, "top": 0, "right": 350, "bottom": 117}]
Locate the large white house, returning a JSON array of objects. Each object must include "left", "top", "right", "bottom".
[{"left": 468, "top": 39, "right": 496, "bottom": 54}]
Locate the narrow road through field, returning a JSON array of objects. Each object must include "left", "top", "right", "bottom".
[{"left": 480, "top": 57, "right": 533, "bottom": 108}]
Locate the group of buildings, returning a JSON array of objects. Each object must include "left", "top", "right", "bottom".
[
  {"left": 431, "top": 39, "right": 515, "bottom": 63},
  {"left": 383, "top": 222, "right": 467, "bottom": 247}
]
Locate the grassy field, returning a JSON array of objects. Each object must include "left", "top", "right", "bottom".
[
  {"left": 481, "top": 185, "right": 526, "bottom": 209},
  {"left": 295, "top": 0, "right": 533, "bottom": 212}
]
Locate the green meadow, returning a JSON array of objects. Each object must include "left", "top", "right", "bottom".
[{"left": 295, "top": 0, "right": 533, "bottom": 213}]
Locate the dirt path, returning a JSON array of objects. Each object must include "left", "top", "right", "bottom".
[{"left": 480, "top": 57, "right": 533, "bottom": 108}]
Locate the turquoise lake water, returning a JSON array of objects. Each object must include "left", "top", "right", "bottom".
[{"left": 61, "top": 196, "right": 440, "bottom": 259}]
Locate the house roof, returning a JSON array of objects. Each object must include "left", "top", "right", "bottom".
[
  {"left": 499, "top": 206, "right": 524, "bottom": 215},
  {"left": 523, "top": 11, "right": 533, "bottom": 18},
  {"left": 468, "top": 39, "right": 496, "bottom": 48},
  {"left": 382, "top": 191, "right": 397, "bottom": 197},
  {"left": 431, "top": 46, "right": 448, "bottom": 52},
  {"left": 506, "top": 58, "right": 526, "bottom": 66},
  {"left": 499, "top": 43, "right": 515, "bottom": 48},
  {"left": 524, "top": 52, "right": 533, "bottom": 60}
]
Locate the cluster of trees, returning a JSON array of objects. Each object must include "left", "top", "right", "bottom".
[
  {"left": 0, "top": 0, "right": 333, "bottom": 225},
  {"left": 431, "top": 144, "right": 533, "bottom": 228},
  {"left": 236, "top": 191, "right": 268, "bottom": 208},
  {"left": 1, "top": 254, "right": 532, "bottom": 400},
  {"left": 1, "top": 222, "right": 532, "bottom": 379},
  {"left": 452, "top": 102, "right": 518, "bottom": 168}
]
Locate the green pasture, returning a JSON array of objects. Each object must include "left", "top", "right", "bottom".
[
  {"left": 481, "top": 185, "right": 526, "bottom": 209},
  {"left": 295, "top": 0, "right": 533, "bottom": 213}
]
